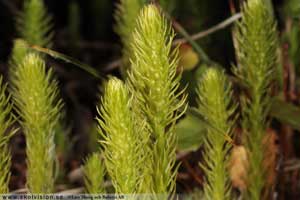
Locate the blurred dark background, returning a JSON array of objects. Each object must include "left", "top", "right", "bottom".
[{"left": 0, "top": 0, "right": 291, "bottom": 194}]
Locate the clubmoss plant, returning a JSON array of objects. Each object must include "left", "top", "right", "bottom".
[
  {"left": 83, "top": 153, "right": 106, "bottom": 194},
  {"left": 97, "top": 77, "right": 147, "bottom": 194},
  {"left": 128, "top": 5, "right": 187, "bottom": 194},
  {"left": 234, "top": 0, "right": 278, "bottom": 199},
  {"left": 10, "top": 0, "right": 54, "bottom": 77},
  {"left": 17, "top": 0, "right": 53, "bottom": 47},
  {"left": 0, "top": 77, "right": 16, "bottom": 194},
  {"left": 114, "top": 0, "right": 147, "bottom": 74},
  {"left": 197, "top": 68, "right": 236, "bottom": 200},
  {"left": 10, "top": 53, "right": 63, "bottom": 193},
  {"left": 9, "top": 40, "right": 29, "bottom": 73}
]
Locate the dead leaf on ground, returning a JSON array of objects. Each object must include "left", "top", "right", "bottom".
[{"left": 228, "top": 145, "right": 248, "bottom": 191}]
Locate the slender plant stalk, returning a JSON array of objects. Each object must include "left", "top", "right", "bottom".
[
  {"left": 97, "top": 77, "right": 147, "bottom": 194},
  {"left": 10, "top": 53, "right": 63, "bottom": 193},
  {"left": 0, "top": 77, "right": 16, "bottom": 194},
  {"left": 197, "top": 68, "right": 236, "bottom": 200},
  {"left": 83, "top": 153, "right": 106, "bottom": 194},
  {"left": 233, "top": 0, "right": 278, "bottom": 199},
  {"left": 127, "top": 5, "right": 187, "bottom": 195},
  {"left": 173, "top": 13, "right": 242, "bottom": 45}
]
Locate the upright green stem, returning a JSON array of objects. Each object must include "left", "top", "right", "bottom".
[
  {"left": 127, "top": 5, "right": 187, "bottom": 195},
  {"left": 97, "top": 77, "right": 147, "bottom": 194},
  {"left": 234, "top": 0, "right": 279, "bottom": 198},
  {"left": 17, "top": 0, "right": 53, "bottom": 47},
  {"left": 197, "top": 68, "right": 236, "bottom": 200},
  {"left": 11, "top": 54, "right": 63, "bottom": 193}
]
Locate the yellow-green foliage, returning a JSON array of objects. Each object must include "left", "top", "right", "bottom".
[
  {"left": 114, "top": 0, "right": 146, "bottom": 74},
  {"left": 83, "top": 153, "right": 106, "bottom": 194},
  {"left": 97, "top": 77, "right": 147, "bottom": 194},
  {"left": 197, "top": 68, "right": 236, "bottom": 200},
  {"left": 234, "top": 0, "right": 278, "bottom": 199},
  {"left": 11, "top": 0, "right": 54, "bottom": 80},
  {"left": 17, "top": 0, "right": 53, "bottom": 47},
  {"left": 128, "top": 5, "right": 186, "bottom": 194},
  {"left": 11, "top": 53, "right": 63, "bottom": 193},
  {"left": 9, "top": 40, "right": 29, "bottom": 76},
  {"left": 0, "top": 77, "right": 16, "bottom": 194}
]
